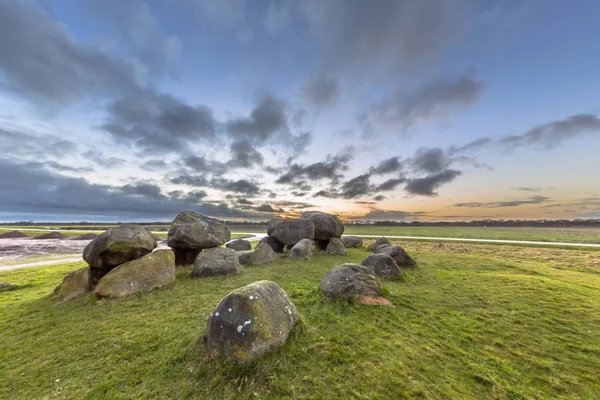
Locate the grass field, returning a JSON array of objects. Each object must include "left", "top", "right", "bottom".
[
  {"left": 0, "top": 228, "right": 251, "bottom": 240},
  {"left": 1, "top": 241, "right": 599, "bottom": 399}
]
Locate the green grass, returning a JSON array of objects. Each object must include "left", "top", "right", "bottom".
[
  {"left": 1, "top": 242, "right": 600, "bottom": 399},
  {"left": 0, "top": 227, "right": 252, "bottom": 240}
]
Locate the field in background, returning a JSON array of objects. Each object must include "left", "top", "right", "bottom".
[
  {"left": 0, "top": 228, "right": 251, "bottom": 240},
  {"left": 1, "top": 241, "right": 599, "bottom": 399}
]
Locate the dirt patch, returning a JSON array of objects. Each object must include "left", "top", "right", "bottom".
[
  {"left": 0, "top": 230, "right": 29, "bottom": 239},
  {"left": 71, "top": 233, "right": 99, "bottom": 240},
  {"left": 359, "top": 296, "right": 395, "bottom": 307},
  {"left": 34, "top": 231, "right": 67, "bottom": 239}
]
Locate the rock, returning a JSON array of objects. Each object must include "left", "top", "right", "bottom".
[
  {"left": 375, "top": 244, "right": 391, "bottom": 253},
  {"left": 167, "top": 211, "right": 231, "bottom": 251},
  {"left": 83, "top": 225, "right": 157, "bottom": 285},
  {"left": 0, "top": 282, "right": 18, "bottom": 292},
  {"left": 319, "top": 264, "right": 382, "bottom": 300},
  {"left": 299, "top": 211, "right": 345, "bottom": 240},
  {"left": 53, "top": 267, "right": 91, "bottom": 301},
  {"left": 367, "top": 237, "right": 391, "bottom": 252},
  {"left": 267, "top": 218, "right": 314, "bottom": 245},
  {"left": 205, "top": 280, "right": 298, "bottom": 364},
  {"left": 71, "top": 233, "right": 98, "bottom": 240},
  {"left": 226, "top": 239, "right": 252, "bottom": 251},
  {"left": 35, "top": 231, "right": 66, "bottom": 239},
  {"left": 249, "top": 242, "right": 279, "bottom": 265},
  {"left": 375, "top": 245, "right": 416, "bottom": 267},
  {"left": 192, "top": 247, "right": 242, "bottom": 278},
  {"left": 341, "top": 236, "right": 363, "bottom": 248},
  {"left": 258, "top": 236, "right": 285, "bottom": 253},
  {"left": 326, "top": 238, "right": 346, "bottom": 255},
  {"left": 237, "top": 250, "right": 253, "bottom": 265},
  {"left": 361, "top": 254, "right": 401, "bottom": 278},
  {"left": 94, "top": 250, "right": 175, "bottom": 299},
  {"left": 289, "top": 238, "right": 314, "bottom": 260}
]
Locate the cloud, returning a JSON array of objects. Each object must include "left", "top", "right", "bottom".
[
  {"left": 168, "top": 173, "right": 261, "bottom": 195},
  {"left": 376, "top": 178, "right": 405, "bottom": 191},
  {"left": 405, "top": 169, "right": 461, "bottom": 196},
  {"left": 101, "top": 88, "right": 215, "bottom": 152},
  {"left": 454, "top": 196, "right": 552, "bottom": 208},
  {"left": 369, "top": 157, "right": 402, "bottom": 175},
  {"left": 409, "top": 147, "right": 448, "bottom": 174},
  {"left": 511, "top": 186, "right": 544, "bottom": 192},
  {"left": 0, "top": 0, "right": 138, "bottom": 106},
  {"left": 275, "top": 148, "right": 353, "bottom": 184},
  {"left": 0, "top": 126, "right": 78, "bottom": 160},
  {"left": 84, "top": 150, "right": 126, "bottom": 168},
  {"left": 339, "top": 174, "right": 372, "bottom": 199},
  {"left": 303, "top": 73, "right": 339, "bottom": 107},
  {"left": 227, "top": 140, "right": 264, "bottom": 168},
  {"left": 139, "top": 159, "right": 168, "bottom": 171},
  {"left": 355, "top": 208, "right": 429, "bottom": 221},
  {"left": 450, "top": 114, "right": 600, "bottom": 155},
  {"left": 373, "top": 195, "right": 386, "bottom": 201}
]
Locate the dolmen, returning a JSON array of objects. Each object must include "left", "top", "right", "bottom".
[{"left": 54, "top": 224, "right": 175, "bottom": 300}]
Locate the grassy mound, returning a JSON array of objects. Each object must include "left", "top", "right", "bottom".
[
  {"left": 0, "top": 230, "right": 29, "bottom": 239},
  {"left": 71, "top": 233, "right": 99, "bottom": 240},
  {"left": 1, "top": 242, "right": 599, "bottom": 399},
  {"left": 34, "top": 231, "right": 67, "bottom": 240}
]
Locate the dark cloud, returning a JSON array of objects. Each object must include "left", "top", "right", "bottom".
[
  {"left": 275, "top": 148, "right": 353, "bottom": 184},
  {"left": 139, "top": 159, "right": 168, "bottom": 171},
  {"left": 168, "top": 173, "right": 260, "bottom": 195},
  {"left": 304, "top": 73, "right": 339, "bottom": 107},
  {"left": 0, "top": 126, "right": 78, "bottom": 160},
  {"left": 409, "top": 147, "right": 448, "bottom": 173},
  {"left": 227, "top": 140, "right": 264, "bottom": 168},
  {"left": 454, "top": 196, "right": 552, "bottom": 208},
  {"left": 373, "top": 195, "right": 386, "bottom": 201},
  {"left": 339, "top": 174, "right": 372, "bottom": 199},
  {"left": 369, "top": 157, "right": 402, "bottom": 175},
  {"left": 355, "top": 208, "right": 429, "bottom": 221},
  {"left": 364, "top": 73, "right": 484, "bottom": 134},
  {"left": 290, "top": 192, "right": 308, "bottom": 197},
  {"left": 101, "top": 88, "right": 215, "bottom": 153},
  {"left": 168, "top": 174, "right": 210, "bottom": 187},
  {"left": 227, "top": 95, "right": 288, "bottom": 142},
  {"left": 354, "top": 201, "right": 377, "bottom": 205},
  {"left": 376, "top": 178, "right": 405, "bottom": 192},
  {"left": 405, "top": 169, "right": 461, "bottom": 196},
  {"left": 512, "top": 186, "right": 544, "bottom": 192},
  {"left": 450, "top": 114, "right": 600, "bottom": 155},
  {"left": 0, "top": 0, "right": 138, "bottom": 106},
  {"left": 0, "top": 158, "right": 266, "bottom": 220},
  {"left": 255, "top": 204, "right": 279, "bottom": 213},
  {"left": 84, "top": 150, "right": 126, "bottom": 168}
]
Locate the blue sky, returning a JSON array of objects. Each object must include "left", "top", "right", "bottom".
[{"left": 1, "top": 0, "right": 599, "bottom": 222}]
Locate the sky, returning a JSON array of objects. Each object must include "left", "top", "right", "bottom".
[{"left": 1, "top": 0, "right": 600, "bottom": 222}]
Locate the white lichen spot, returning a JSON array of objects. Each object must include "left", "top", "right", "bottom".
[
  {"left": 249, "top": 295, "right": 254, "bottom": 300},
  {"left": 237, "top": 325, "right": 243, "bottom": 333},
  {"left": 215, "top": 312, "right": 219, "bottom": 317},
  {"left": 228, "top": 308, "right": 232, "bottom": 312}
]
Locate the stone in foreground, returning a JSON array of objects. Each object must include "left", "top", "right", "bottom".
[
  {"left": 341, "top": 236, "right": 363, "bottom": 248},
  {"left": 258, "top": 236, "right": 285, "bottom": 253},
  {"left": 375, "top": 243, "right": 391, "bottom": 253},
  {"left": 361, "top": 254, "right": 401, "bottom": 278},
  {"left": 206, "top": 280, "right": 298, "bottom": 364},
  {"left": 326, "top": 238, "right": 346, "bottom": 255},
  {"left": 289, "top": 238, "right": 314, "bottom": 260},
  {"left": 54, "top": 267, "right": 91, "bottom": 301},
  {"left": 83, "top": 225, "right": 157, "bottom": 284},
  {"left": 299, "top": 211, "right": 344, "bottom": 240},
  {"left": 226, "top": 239, "right": 252, "bottom": 251},
  {"left": 267, "top": 218, "right": 315, "bottom": 245},
  {"left": 375, "top": 245, "right": 416, "bottom": 268},
  {"left": 319, "top": 264, "right": 382, "bottom": 300},
  {"left": 192, "top": 247, "right": 242, "bottom": 278},
  {"left": 249, "top": 242, "right": 279, "bottom": 265},
  {"left": 94, "top": 250, "right": 175, "bottom": 299},
  {"left": 237, "top": 250, "right": 253, "bottom": 265},
  {"left": 367, "top": 237, "right": 391, "bottom": 252},
  {"left": 167, "top": 211, "right": 231, "bottom": 252}
]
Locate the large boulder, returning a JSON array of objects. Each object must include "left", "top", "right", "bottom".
[
  {"left": 94, "top": 250, "right": 175, "bottom": 299},
  {"left": 267, "top": 218, "right": 314, "bottom": 245},
  {"left": 375, "top": 245, "right": 416, "bottom": 268},
  {"left": 192, "top": 247, "right": 242, "bottom": 278},
  {"left": 168, "top": 212, "right": 231, "bottom": 266},
  {"left": 375, "top": 244, "right": 391, "bottom": 253},
  {"left": 249, "top": 242, "right": 279, "bottom": 265},
  {"left": 361, "top": 254, "right": 401, "bottom": 278},
  {"left": 326, "top": 238, "right": 346, "bottom": 255},
  {"left": 54, "top": 267, "right": 91, "bottom": 301},
  {"left": 299, "top": 211, "right": 345, "bottom": 240},
  {"left": 341, "top": 236, "right": 363, "bottom": 248},
  {"left": 226, "top": 239, "right": 252, "bottom": 251},
  {"left": 83, "top": 225, "right": 157, "bottom": 285},
  {"left": 367, "top": 237, "right": 391, "bottom": 252},
  {"left": 319, "top": 264, "right": 382, "bottom": 300},
  {"left": 205, "top": 280, "right": 298, "bottom": 364},
  {"left": 258, "top": 236, "right": 285, "bottom": 253},
  {"left": 289, "top": 238, "right": 314, "bottom": 260}
]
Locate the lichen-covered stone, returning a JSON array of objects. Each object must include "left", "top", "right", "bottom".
[
  {"left": 237, "top": 250, "right": 253, "bottom": 265},
  {"left": 361, "top": 254, "right": 401, "bottom": 278},
  {"left": 249, "top": 242, "right": 279, "bottom": 265},
  {"left": 375, "top": 245, "right": 416, "bottom": 267},
  {"left": 83, "top": 225, "right": 157, "bottom": 276},
  {"left": 367, "top": 237, "right": 391, "bottom": 252},
  {"left": 326, "top": 238, "right": 346, "bottom": 255},
  {"left": 299, "top": 211, "right": 345, "bottom": 240},
  {"left": 167, "top": 211, "right": 231, "bottom": 251},
  {"left": 205, "top": 280, "right": 298, "bottom": 364},
  {"left": 375, "top": 243, "right": 391, "bottom": 253},
  {"left": 289, "top": 238, "right": 314, "bottom": 260},
  {"left": 341, "top": 236, "right": 363, "bottom": 248},
  {"left": 267, "top": 218, "right": 314, "bottom": 245},
  {"left": 258, "top": 236, "right": 285, "bottom": 253},
  {"left": 53, "top": 267, "right": 91, "bottom": 301},
  {"left": 94, "top": 250, "right": 175, "bottom": 299},
  {"left": 319, "top": 264, "right": 382, "bottom": 300},
  {"left": 226, "top": 239, "right": 252, "bottom": 251},
  {"left": 192, "top": 247, "right": 242, "bottom": 278}
]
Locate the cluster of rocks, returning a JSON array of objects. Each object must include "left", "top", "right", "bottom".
[{"left": 54, "top": 224, "right": 174, "bottom": 300}]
